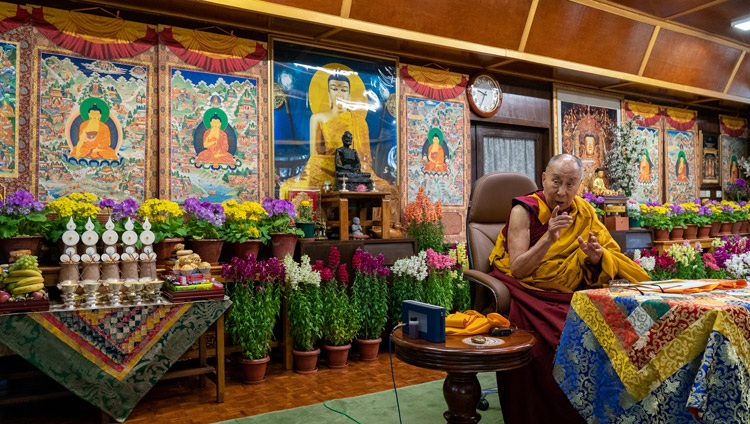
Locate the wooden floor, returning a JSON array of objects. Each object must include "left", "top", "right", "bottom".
[{"left": 1, "top": 346, "right": 447, "bottom": 424}]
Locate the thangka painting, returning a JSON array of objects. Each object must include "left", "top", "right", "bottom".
[
  {"left": 665, "top": 130, "right": 697, "bottom": 203},
  {"left": 404, "top": 96, "right": 465, "bottom": 206},
  {"left": 721, "top": 136, "right": 745, "bottom": 189},
  {"left": 36, "top": 51, "right": 152, "bottom": 202},
  {"left": 554, "top": 86, "right": 621, "bottom": 191},
  {"left": 0, "top": 40, "right": 18, "bottom": 179},
  {"left": 631, "top": 126, "right": 661, "bottom": 203},
  {"left": 272, "top": 39, "right": 398, "bottom": 199},
  {"left": 165, "top": 67, "right": 260, "bottom": 203}
]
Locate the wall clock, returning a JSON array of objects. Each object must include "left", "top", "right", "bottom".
[{"left": 467, "top": 72, "right": 502, "bottom": 118}]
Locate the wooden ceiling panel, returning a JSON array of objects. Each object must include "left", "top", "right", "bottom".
[
  {"left": 671, "top": 0, "right": 750, "bottom": 45},
  {"left": 643, "top": 30, "right": 742, "bottom": 92},
  {"left": 727, "top": 55, "right": 750, "bottom": 99},
  {"left": 262, "top": 0, "right": 343, "bottom": 16},
  {"left": 526, "top": 0, "right": 653, "bottom": 74},
  {"left": 607, "top": 0, "right": 712, "bottom": 18},
  {"left": 348, "top": 0, "right": 531, "bottom": 50}
]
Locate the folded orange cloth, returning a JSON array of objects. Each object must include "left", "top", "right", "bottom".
[
  {"left": 661, "top": 279, "right": 747, "bottom": 294},
  {"left": 445, "top": 310, "right": 511, "bottom": 335}
]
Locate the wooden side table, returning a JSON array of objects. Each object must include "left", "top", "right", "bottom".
[
  {"left": 392, "top": 329, "right": 535, "bottom": 424},
  {"left": 320, "top": 191, "right": 390, "bottom": 240}
]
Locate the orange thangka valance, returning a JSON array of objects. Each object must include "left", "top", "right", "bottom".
[
  {"left": 624, "top": 100, "right": 662, "bottom": 127},
  {"left": 720, "top": 115, "right": 748, "bottom": 138},
  {"left": 0, "top": 3, "right": 29, "bottom": 33},
  {"left": 158, "top": 27, "right": 267, "bottom": 74},
  {"left": 31, "top": 6, "right": 156, "bottom": 60},
  {"left": 400, "top": 64, "right": 467, "bottom": 101},
  {"left": 663, "top": 106, "right": 697, "bottom": 131}
]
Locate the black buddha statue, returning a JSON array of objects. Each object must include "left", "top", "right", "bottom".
[{"left": 334, "top": 131, "right": 373, "bottom": 191}]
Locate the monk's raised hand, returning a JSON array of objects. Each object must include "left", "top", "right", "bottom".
[
  {"left": 577, "top": 231, "right": 603, "bottom": 265},
  {"left": 547, "top": 206, "right": 573, "bottom": 241}
]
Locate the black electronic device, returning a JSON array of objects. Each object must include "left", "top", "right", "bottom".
[
  {"left": 401, "top": 300, "right": 446, "bottom": 343},
  {"left": 490, "top": 327, "right": 513, "bottom": 337}
]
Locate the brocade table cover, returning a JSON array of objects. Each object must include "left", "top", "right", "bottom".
[
  {"left": 0, "top": 298, "right": 231, "bottom": 422},
  {"left": 554, "top": 287, "right": 750, "bottom": 423}
]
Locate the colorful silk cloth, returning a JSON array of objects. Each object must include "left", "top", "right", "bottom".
[
  {"left": 554, "top": 287, "right": 750, "bottom": 423},
  {"left": 0, "top": 299, "right": 230, "bottom": 422}
]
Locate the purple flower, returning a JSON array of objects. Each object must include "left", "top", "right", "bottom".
[
  {"left": 183, "top": 197, "right": 226, "bottom": 236},
  {"left": 262, "top": 197, "right": 297, "bottom": 220},
  {"left": 4, "top": 190, "right": 44, "bottom": 215},
  {"left": 99, "top": 198, "right": 116, "bottom": 209},
  {"left": 111, "top": 198, "right": 139, "bottom": 222}
]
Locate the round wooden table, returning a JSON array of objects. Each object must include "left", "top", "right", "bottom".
[{"left": 391, "top": 328, "right": 535, "bottom": 424}]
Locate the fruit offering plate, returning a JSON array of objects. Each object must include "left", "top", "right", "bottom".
[
  {"left": 0, "top": 298, "right": 50, "bottom": 314},
  {"left": 164, "top": 283, "right": 224, "bottom": 302}
]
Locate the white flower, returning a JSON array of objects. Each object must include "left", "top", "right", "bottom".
[
  {"left": 391, "top": 250, "right": 428, "bottom": 281},
  {"left": 284, "top": 254, "right": 321, "bottom": 289}
]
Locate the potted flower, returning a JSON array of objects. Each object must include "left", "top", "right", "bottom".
[
  {"left": 583, "top": 191, "right": 606, "bottom": 218},
  {"left": 626, "top": 199, "right": 641, "bottom": 228},
  {"left": 405, "top": 186, "right": 445, "bottom": 253},
  {"left": 666, "top": 203, "right": 687, "bottom": 240},
  {"left": 314, "top": 246, "right": 361, "bottom": 368},
  {"left": 639, "top": 202, "right": 672, "bottom": 240},
  {"left": 448, "top": 243, "right": 471, "bottom": 313},
  {"left": 222, "top": 254, "right": 284, "bottom": 384},
  {"left": 294, "top": 199, "right": 315, "bottom": 240},
  {"left": 46, "top": 192, "right": 103, "bottom": 252},
  {"left": 221, "top": 200, "right": 267, "bottom": 259},
  {"left": 99, "top": 197, "right": 140, "bottom": 235},
  {"left": 424, "top": 248, "right": 457, "bottom": 311},
  {"left": 0, "top": 190, "right": 50, "bottom": 261},
  {"left": 183, "top": 197, "right": 226, "bottom": 265},
  {"left": 351, "top": 248, "right": 390, "bottom": 361},
  {"left": 284, "top": 254, "right": 323, "bottom": 373},
  {"left": 136, "top": 198, "right": 187, "bottom": 266},
  {"left": 261, "top": 197, "right": 303, "bottom": 259},
  {"left": 389, "top": 250, "right": 428, "bottom": 323}
]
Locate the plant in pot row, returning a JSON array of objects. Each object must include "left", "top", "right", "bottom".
[
  {"left": 351, "top": 249, "right": 390, "bottom": 361},
  {"left": 222, "top": 254, "right": 284, "bottom": 384},
  {"left": 284, "top": 254, "right": 324, "bottom": 373}
]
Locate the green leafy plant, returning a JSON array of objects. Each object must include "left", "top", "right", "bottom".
[
  {"left": 424, "top": 248, "right": 456, "bottom": 312},
  {"left": 315, "top": 247, "right": 361, "bottom": 346},
  {"left": 449, "top": 243, "right": 471, "bottom": 313},
  {"left": 220, "top": 200, "right": 268, "bottom": 243},
  {"left": 603, "top": 117, "right": 647, "bottom": 197},
  {"left": 389, "top": 251, "right": 427, "bottom": 323},
  {"left": 46, "top": 192, "right": 103, "bottom": 242},
  {"left": 639, "top": 203, "right": 673, "bottom": 231},
  {"left": 0, "top": 190, "right": 50, "bottom": 239},
  {"left": 404, "top": 186, "right": 445, "bottom": 253},
  {"left": 136, "top": 198, "right": 187, "bottom": 243},
  {"left": 351, "top": 249, "right": 390, "bottom": 340},
  {"left": 183, "top": 197, "right": 225, "bottom": 240},
  {"left": 222, "top": 255, "right": 284, "bottom": 360},
  {"left": 260, "top": 197, "right": 303, "bottom": 243},
  {"left": 284, "top": 254, "right": 323, "bottom": 351}
]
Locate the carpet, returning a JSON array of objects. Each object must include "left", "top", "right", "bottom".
[{"left": 216, "top": 373, "right": 503, "bottom": 424}]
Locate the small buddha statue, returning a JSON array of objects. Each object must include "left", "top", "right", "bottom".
[
  {"left": 591, "top": 168, "right": 621, "bottom": 196},
  {"left": 335, "top": 131, "right": 373, "bottom": 191}
]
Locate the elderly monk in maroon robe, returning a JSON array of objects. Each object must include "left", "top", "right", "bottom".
[{"left": 488, "top": 154, "right": 649, "bottom": 424}]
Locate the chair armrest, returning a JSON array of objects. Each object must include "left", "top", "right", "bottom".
[{"left": 464, "top": 269, "right": 511, "bottom": 316}]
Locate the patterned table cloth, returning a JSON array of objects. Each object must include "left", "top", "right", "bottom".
[
  {"left": 554, "top": 287, "right": 750, "bottom": 423},
  {"left": 0, "top": 298, "right": 231, "bottom": 422}
]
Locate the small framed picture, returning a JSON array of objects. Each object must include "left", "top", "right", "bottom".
[
  {"left": 287, "top": 188, "right": 320, "bottom": 222},
  {"left": 701, "top": 131, "right": 719, "bottom": 187}
]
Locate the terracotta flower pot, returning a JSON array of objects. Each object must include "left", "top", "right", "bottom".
[
  {"left": 293, "top": 348, "right": 320, "bottom": 374},
  {"left": 239, "top": 356, "right": 270, "bottom": 385},
  {"left": 356, "top": 338, "right": 382, "bottom": 362},
  {"left": 653, "top": 228, "right": 669, "bottom": 241},
  {"left": 697, "top": 225, "right": 711, "bottom": 239},
  {"left": 731, "top": 221, "right": 742, "bottom": 235},
  {"left": 720, "top": 221, "right": 733, "bottom": 235},
  {"left": 324, "top": 344, "right": 352, "bottom": 369},
  {"left": 189, "top": 238, "right": 224, "bottom": 265},
  {"left": 669, "top": 227, "right": 684, "bottom": 241},
  {"left": 226, "top": 240, "right": 262, "bottom": 260},
  {"left": 270, "top": 233, "right": 298, "bottom": 260},
  {"left": 709, "top": 221, "right": 721, "bottom": 237},
  {"left": 741, "top": 220, "right": 750, "bottom": 234},
  {"left": 684, "top": 224, "right": 698, "bottom": 240}
]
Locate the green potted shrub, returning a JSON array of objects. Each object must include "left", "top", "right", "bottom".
[
  {"left": 316, "top": 246, "right": 361, "bottom": 368},
  {"left": 351, "top": 248, "right": 390, "bottom": 361},
  {"left": 284, "top": 254, "right": 324, "bottom": 373},
  {"left": 222, "top": 254, "right": 284, "bottom": 384},
  {"left": 0, "top": 190, "right": 50, "bottom": 261}
]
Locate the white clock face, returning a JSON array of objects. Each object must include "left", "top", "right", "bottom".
[{"left": 470, "top": 75, "right": 501, "bottom": 112}]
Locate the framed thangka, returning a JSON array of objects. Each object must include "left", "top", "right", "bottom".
[
  {"left": 272, "top": 39, "right": 397, "bottom": 198},
  {"left": 631, "top": 126, "right": 661, "bottom": 203},
  {"left": 166, "top": 67, "right": 259, "bottom": 203},
  {"left": 405, "top": 96, "right": 465, "bottom": 206},
  {"left": 0, "top": 40, "right": 18, "bottom": 178},
  {"left": 721, "top": 135, "right": 745, "bottom": 189},
  {"left": 36, "top": 51, "right": 152, "bottom": 202},
  {"left": 665, "top": 130, "right": 697, "bottom": 203},
  {"left": 554, "top": 86, "right": 621, "bottom": 191}
]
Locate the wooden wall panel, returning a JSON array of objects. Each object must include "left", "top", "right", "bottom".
[
  {"left": 264, "top": 0, "right": 343, "bottom": 16},
  {"left": 644, "top": 30, "right": 742, "bottom": 92},
  {"left": 349, "top": 0, "right": 531, "bottom": 50},
  {"left": 728, "top": 55, "right": 750, "bottom": 99},
  {"left": 526, "top": 0, "right": 652, "bottom": 74}
]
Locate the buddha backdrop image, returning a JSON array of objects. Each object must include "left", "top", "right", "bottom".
[
  {"left": 36, "top": 51, "right": 152, "bottom": 202},
  {"left": 272, "top": 39, "right": 397, "bottom": 198}
]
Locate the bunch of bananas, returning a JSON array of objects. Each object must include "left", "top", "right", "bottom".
[{"left": 1, "top": 255, "right": 45, "bottom": 297}]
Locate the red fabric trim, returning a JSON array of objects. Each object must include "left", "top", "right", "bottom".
[
  {"left": 158, "top": 27, "right": 266, "bottom": 73},
  {"left": 399, "top": 65, "right": 467, "bottom": 101},
  {"left": 31, "top": 8, "right": 157, "bottom": 60},
  {"left": 0, "top": 5, "right": 29, "bottom": 33},
  {"left": 624, "top": 102, "right": 662, "bottom": 127},
  {"left": 720, "top": 119, "right": 748, "bottom": 138},
  {"left": 663, "top": 108, "right": 697, "bottom": 131}
]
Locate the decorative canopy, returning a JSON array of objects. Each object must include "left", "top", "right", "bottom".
[
  {"left": 400, "top": 64, "right": 467, "bottom": 101},
  {"left": 720, "top": 115, "right": 748, "bottom": 138},
  {"left": 663, "top": 107, "right": 697, "bottom": 132},
  {"left": 624, "top": 100, "right": 662, "bottom": 128},
  {"left": 0, "top": 3, "right": 29, "bottom": 33}
]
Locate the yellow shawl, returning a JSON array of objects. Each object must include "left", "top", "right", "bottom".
[{"left": 490, "top": 194, "right": 649, "bottom": 292}]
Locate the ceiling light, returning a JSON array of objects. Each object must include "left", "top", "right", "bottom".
[{"left": 732, "top": 15, "right": 750, "bottom": 31}]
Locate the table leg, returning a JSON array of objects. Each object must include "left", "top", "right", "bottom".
[
  {"left": 381, "top": 198, "right": 390, "bottom": 239},
  {"left": 215, "top": 312, "right": 225, "bottom": 403},
  {"left": 199, "top": 330, "right": 207, "bottom": 388},
  {"left": 339, "top": 198, "right": 349, "bottom": 240},
  {"left": 442, "top": 372, "right": 482, "bottom": 424}
]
